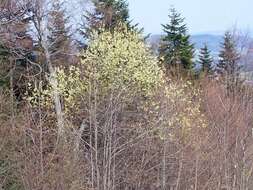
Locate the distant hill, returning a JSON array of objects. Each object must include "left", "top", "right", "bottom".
[
  {"left": 191, "top": 34, "right": 223, "bottom": 56},
  {"left": 148, "top": 33, "right": 253, "bottom": 72},
  {"left": 147, "top": 34, "right": 223, "bottom": 57}
]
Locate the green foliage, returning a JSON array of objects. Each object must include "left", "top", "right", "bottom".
[
  {"left": 150, "top": 81, "right": 207, "bottom": 141},
  {"left": 159, "top": 7, "right": 195, "bottom": 76},
  {"left": 29, "top": 27, "right": 162, "bottom": 112},
  {"left": 82, "top": 28, "right": 162, "bottom": 94},
  {"left": 198, "top": 44, "right": 213, "bottom": 75},
  {"left": 27, "top": 66, "right": 85, "bottom": 112}
]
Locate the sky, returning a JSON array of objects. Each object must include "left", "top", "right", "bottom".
[{"left": 128, "top": 0, "right": 253, "bottom": 35}]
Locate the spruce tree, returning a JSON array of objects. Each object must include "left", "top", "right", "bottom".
[
  {"left": 159, "top": 7, "right": 195, "bottom": 77},
  {"left": 82, "top": 0, "right": 137, "bottom": 38},
  {"left": 217, "top": 31, "right": 242, "bottom": 95},
  {"left": 198, "top": 44, "right": 213, "bottom": 75},
  {"left": 47, "top": 0, "right": 72, "bottom": 68}
]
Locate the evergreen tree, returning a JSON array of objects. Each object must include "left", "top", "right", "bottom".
[
  {"left": 217, "top": 31, "right": 242, "bottom": 95},
  {"left": 198, "top": 44, "right": 213, "bottom": 75},
  {"left": 47, "top": 0, "right": 72, "bottom": 68},
  {"left": 0, "top": 42, "right": 10, "bottom": 88},
  {"left": 0, "top": 0, "right": 34, "bottom": 99},
  {"left": 82, "top": 0, "right": 137, "bottom": 38},
  {"left": 159, "top": 7, "right": 195, "bottom": 77}
]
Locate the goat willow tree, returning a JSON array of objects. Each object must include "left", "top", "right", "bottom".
[
  {"left": 28, "top": 27, "right": 206, "bottom": 190},
  {"left": 31, "top": 27, "right": 162, "bottom": 114},
  {"left": 28, "top": 27, "right": 162, "bottom": 190}
]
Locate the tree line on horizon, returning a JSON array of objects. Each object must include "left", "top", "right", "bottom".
[{"left": 0, "top": 0, "right": 253, "bottom": 190}]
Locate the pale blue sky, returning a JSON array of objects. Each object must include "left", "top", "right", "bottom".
[{"left": 128, "top": 0, "right": 252, "bottom": 35}]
